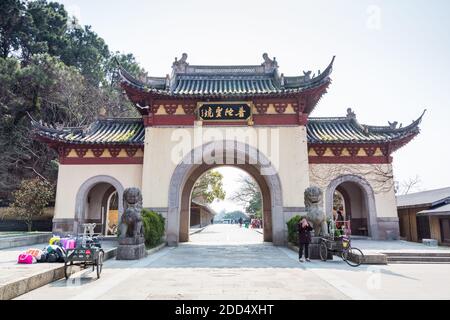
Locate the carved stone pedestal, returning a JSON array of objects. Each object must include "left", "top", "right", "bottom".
[
  {"left": 309, "top": 236, "right": 333, "bottom": 260},
  {"left": 116, "top": 236, "right": 146, "bottom": 260}
]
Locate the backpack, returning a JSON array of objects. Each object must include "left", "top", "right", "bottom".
[
  {"left": 47, "top": 252, "right": 58, "bottom": 263},
  {"left": 44, "top": 245, "right": 65, "bottom": 262},
  {"left": 25, "top": 249, "right": 43, "bottom": 260},
  {"left": 55, "top": 246, "right": 66, "bottom": 262},
  {"left": 18, "top": 253, "right": 36, "bottom": 264},
  {"left": 37, "top": 252, "right": 48, "bottom": 263}
]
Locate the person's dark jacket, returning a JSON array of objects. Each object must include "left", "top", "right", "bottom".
[{"left": 297, "top": 221, "right": 313, "bottom": 244}]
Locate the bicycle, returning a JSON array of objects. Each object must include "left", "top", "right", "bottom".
[
  {"left": 319, "top": 218, "right": 364, "bottom": 267},
  {"left": 319, "top": 235, "right": 364, "bottom": 267}
]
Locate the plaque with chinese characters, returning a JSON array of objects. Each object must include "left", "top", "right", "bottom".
[{"left": 196, "top": 102, "right": 253, "bottom": 123}]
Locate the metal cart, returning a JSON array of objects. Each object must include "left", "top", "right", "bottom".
[
  {"left": 64, "top": 223, "right": 105, "bottom": 279},
  {"left": 319, "top": 219, "right": 364, "bottom": 267}
]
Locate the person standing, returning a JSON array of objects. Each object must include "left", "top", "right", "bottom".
[
  {"left": 297, "top": 217, "right": 313, "bottom": 262},
  {"left": 335, "top": 209, "right": 345, "bottom": 229},
  {"left": 238, "top": 217, "right": 243, "bottom": 228}
]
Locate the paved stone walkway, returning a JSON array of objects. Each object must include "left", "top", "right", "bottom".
[
  {"left": 15, "top": 224, "right": 450, "bottom": 300},
  {"left": 17, "top": 225, "right": 344, "bottom": 299}
]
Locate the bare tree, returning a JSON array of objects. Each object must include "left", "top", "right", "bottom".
[
  {"left": 230, "top": 174, "right": 262, "bottom": 217},
  {"left": 309, "top": 163, "right": 395, "bottom": 194},
  {"left": 397, "top": 175, "right": 421, "bottom": 195}
]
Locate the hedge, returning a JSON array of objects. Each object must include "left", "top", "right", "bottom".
[
  {"left": 141, "top": 209, "right": 165, "bottom": 248},
  {"left": 286, "top": 214, "right": 306, "bottom": 244}
]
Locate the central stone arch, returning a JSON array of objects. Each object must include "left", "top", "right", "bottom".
[{"left": 167, "top": 140, "right": 284, "bottom": 246}]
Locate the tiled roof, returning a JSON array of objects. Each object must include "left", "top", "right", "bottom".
[
  {"left": 118, "top": 54, "right": 335, "bottom": 97},
  {"left": 307, "top": 114, "right": 423, "bottom": 144},
  {"left": 417, "top": 203, "right": 450, "bottom": 216},
  {"left": 397, "top": 187, "right": 450, "bottom": 208},
  {"left": 31, "top": 118, "right": 144, "bottom": 145},
  {"left": 172, "top": 75, "right": 279, "bottom": 95},
  {"left": 32, "top": 111, "right": 423, "bottom": 147}
]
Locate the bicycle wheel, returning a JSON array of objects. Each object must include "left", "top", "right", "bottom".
[
  {"left": 319, "top": 241, "right": 328, "bottom": 261},
  {"left": 96, "top": 250, "right": 104, "bottom": 279},
  {"left": 342, "top": 247, "right": 364, "bottom": 267},
  {"left": 64, "top": 260, "right": 73, "bottom": 279}
]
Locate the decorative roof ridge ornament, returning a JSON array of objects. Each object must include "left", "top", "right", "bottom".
[
  {"left": 346, "top": 107, "right": 356, "bottom": 119},
  {"left": 261, "top": 53, "right": 278, "bottom": 72},
  {"left": 345, "top": 108, "right": 370, "bottom": 134},
  {"left": 303, "top": 70, "right": 312, "bottom": 81},
  {"left": 366, "top": 109, "right": 426, "bottom": 133},
  {"left": 388, "top": 121, "right": 400, "bottom": 129},
  {"left": 172, "top": 53, "right": 189, "bottom": 74},
  {"left": 165, "top": 74, "right": 170, "bottom": 88},
  {"left": 28, "top": 112, "right": 85, "bottom": 135}
]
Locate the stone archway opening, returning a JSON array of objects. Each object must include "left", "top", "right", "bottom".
[
  {"left": 333, "top": 183, "right": 369, "bottom": 236},
  {"left": 326, "top": 175, "right": 378, "bottom": 239},
  {"left": 74, "top": 175, "right": 124, "bottom": 235},
  {"left": 167, "top": 141, "right": 284, "bottom": 247},
  {"left": 184, "top": 165, "right": 269, "bottom": 243},
  {"left": 82, "top": 183, "right": 119, "bottom": 235}
]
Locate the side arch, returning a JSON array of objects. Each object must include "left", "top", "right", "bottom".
[
  {"left": 325, "top": 174, "right": 379, "bottom": 239},
  {"left": 167, "top": 140, "right": 284, "bottom": 246},
  {"left": 74, "top": 175, "right": 125, "bottom": 234}
]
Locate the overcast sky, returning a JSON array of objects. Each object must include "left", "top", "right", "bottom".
[{"left": 59, "top": 0, "right": 450, "bottom": 198}]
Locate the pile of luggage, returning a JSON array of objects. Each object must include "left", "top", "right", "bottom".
[{"left": 17, "top": 235, "right": 76, "bottom": 265}]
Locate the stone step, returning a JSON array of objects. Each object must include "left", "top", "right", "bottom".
[
  {"left": 387, "top": 260, "right": 450, "bottom": 264},
  {"left": 387, "top": 256, "right": 450, "bottom": 263},
  {"left": 383, "top": 252, "right": 450, "bottom": 257}
]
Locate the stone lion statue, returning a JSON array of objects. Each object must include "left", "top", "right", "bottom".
[
  {"left": 304, "top": 186, "right": 328, "bottom": 236},
  {"left": 120, "top": 187, "right": 144, "bottom": 239}
]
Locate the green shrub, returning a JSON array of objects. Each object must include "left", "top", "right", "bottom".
[
  {"left": 141, "top": 209, "right": 165, "bottom": 248},
  {"left": 286, "top": 214, "right": 306, "bottom": 244}
]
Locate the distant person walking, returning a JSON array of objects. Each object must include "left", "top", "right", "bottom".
[
  {"left": 238, "top": 217, "right": 243, "bottom": 228},
  {"left": 297, "top": 217, "right": 313, "bottom": 262}
]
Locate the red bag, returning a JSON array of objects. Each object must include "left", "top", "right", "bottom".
[{"left": 18, "top": 253, "right": 36, "bottom": 264}]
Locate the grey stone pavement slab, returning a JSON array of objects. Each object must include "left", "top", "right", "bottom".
[
  {"left": 15, "top": 225, "right": 450, "bottom": 300},
  {"left": 0, "top": 243, "right": 58, "bottom": 287}
]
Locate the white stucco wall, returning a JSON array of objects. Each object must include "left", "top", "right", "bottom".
[
  {"left": 54, "top": 164, "right": 143, "bottom": 220},
  {"left": 142, "top": 125, "right": 310, "bottom": 209}
]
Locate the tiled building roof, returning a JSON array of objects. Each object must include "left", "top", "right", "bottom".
[
  {"left": 118, "top": 54, "right": 335, "bottom": 97},
  {"left": 397, "top": 187, "right": 450, "bottom": 209},
  {"left": 307, "top": 113, "right": 423, "bottom": 144},
  {"left": 32, "top": 111, "right": 423, "bottom": 147},
  {"left": 31, "top": 118, "right": 144, "bottom": 145}
]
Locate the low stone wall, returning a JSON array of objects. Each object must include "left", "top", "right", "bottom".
[{"left": 0, "top": 233, "right": 52, "bottom": 250}]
